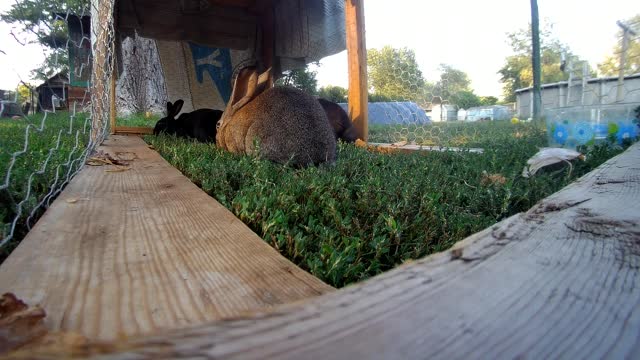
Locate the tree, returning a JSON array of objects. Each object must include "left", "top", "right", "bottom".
[
  {"left": 450, "top": 90, "right": 480, "bottom": 109},
  {"left": 598, "top": 15, "right": 640, "bottom": 76},
  {"left": 433, "top": 64, "right": 471, "bottom": 100},
  {"left": 318, "top": 85, "right": 347, "bottom": 103},
  {"left": 1, "top": 0, "right": 89, "bottom": 80},
  {"left": 479, "top": 96, "right": 499, "bottom": 106},
  {"left": 116, "top": 34, "right": 168, "bottom": 115},
  {"left": 367, "top": 46, "right": 427, "bottom": 102},
  {"left": 276, "top": 63, "right": 319, "bottom": 95},
  {"left": 498, "top": 22, "right": 590, "bottom": 102}
]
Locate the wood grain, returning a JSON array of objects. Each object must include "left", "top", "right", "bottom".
[
  {"left": 113, "top": 126, "right": 154, "bottom": 135},
  {"left": 9, "top": 142, "right": 640, "bottom": 359},
  {"left": 346, "top": 0, "right": 368, "bottom": 142},
  {"left": 367, "top": 142, "right": 484, "bottom": 154},
  {"left": 0, "top": 135, "right": 333, "bottom": 342}
]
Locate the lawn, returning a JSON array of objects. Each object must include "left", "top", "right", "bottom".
[
  {"left": 116, "top": 112, "right": 161, "bottom": 127},
  {"left": 0, "top": 115, "right": 630, "bottom": 286},
  {"left": 0, "top": 111, "right": 91, "bottom": 260},
  {"left": 145, "top": 121, "right": 627, "bottom": 287}
]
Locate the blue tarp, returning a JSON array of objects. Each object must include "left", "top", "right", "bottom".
[{"left": 337, "top": 102, "right": 431, "bottom": 125}]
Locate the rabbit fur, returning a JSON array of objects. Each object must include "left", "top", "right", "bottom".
[
  {"left": 216, "top": 67, "right": 337, "bottom": 167},
  {"left": 154, "top": 99, "right": 222, "bottom": 143},
  {"left": 317, "top": 98, "right": 358, "bottom": 143}
]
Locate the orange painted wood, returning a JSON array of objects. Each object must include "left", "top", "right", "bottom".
[{"left": 345, "top": 0, "right": 368, "bottom": 142}]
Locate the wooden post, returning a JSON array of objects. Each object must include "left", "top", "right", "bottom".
[
  {"left": 530, "top": 0, "right": 542, "bottom": 121},
  {"left": 345, "top": 0, "right": 368, "bottom": 142}
]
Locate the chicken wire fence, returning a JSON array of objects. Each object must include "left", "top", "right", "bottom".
[
  {"left": 353, "top": 43, "right": 517, "bottom": 149},
  {"left": 0, "top": 0, "right": 114, "bottom": 254}
]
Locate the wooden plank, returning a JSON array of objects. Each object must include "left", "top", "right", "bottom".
[
  {"left": 367, "top": 142, "right": 484, "bottom": 154},
  {"left": 114, "top": 126, "right": 154, "bottom": 135},
  {"left": 345, "top": 0, "right": 368, "bottom": 142},
  {"left": 11, "top": 142, "right": 640, "bottom": 358},
  {"left": 0, "top": 135, "right": 332, "bottom": 342}
]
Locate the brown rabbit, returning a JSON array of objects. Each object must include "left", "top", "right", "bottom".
[{"left": 216, "top": 67, "right": 337, "bottom": 167}]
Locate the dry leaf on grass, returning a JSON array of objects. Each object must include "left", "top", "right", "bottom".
[
  {"left": 0, "top": 293, "right": 47, "bottom": 354},
  {"left": 481, "top": 171, "right": 507, "bottom": 186}
]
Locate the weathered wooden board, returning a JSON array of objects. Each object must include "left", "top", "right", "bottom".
[
  {"left": 0, "top": 135, "right": 332, "bottom": 342},
  {"left": 10, "top": 143, "right": 639, "bottom": 359}
]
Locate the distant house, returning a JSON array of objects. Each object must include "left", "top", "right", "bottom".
[
  {"left": 337, "top": 102, "right": 431, "bottom": 125},
  {"left": 37, "top": 73, "right": 69, "bottom": 111}
]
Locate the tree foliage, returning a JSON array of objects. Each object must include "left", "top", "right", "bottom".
[
  {"left": 318, "top": 85, "right": 348, "bottom": 103},
  {"left": 450, "top": 90, "right": 480, "bottom": 109},
  {"left": 367, "top": 46, "right": 426, "bottom": 102},
  {"left": 276, "top": 63, "right": 319, "bottom": 95},
  {"left": 498, "top": 22, "right": 590, "bottom": 102},
  {"left": 479, "top": 96, "right": 499, "bottom": 106},
  {"left": 598, "top": 15, "right": 640, "bottom": 76},
  {"left": 433, "top": 64, "right": 471, "bottom": 99},
  {"left": 1, "top": 0, "right": 89, "bottom": 80}
]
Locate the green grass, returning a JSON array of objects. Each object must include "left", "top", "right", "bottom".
[
  {"left": 117, "top": 112, "right": 161, "bottom": 127},
  {"left": 145, "top": 122, "right": 626, "bottom": 287},
  {"left": 0, "top": 111, "right": 90, "bottom": 260},
  {"left": 369, "top": 120, "right": 536, "bottom": 148},
  {"left": 0, "top": 116, "right": 629, "bottom": 285}
]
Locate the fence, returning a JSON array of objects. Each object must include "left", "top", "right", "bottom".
[{"left": 0, "top": 0, "right": 114, "bottom": 257}]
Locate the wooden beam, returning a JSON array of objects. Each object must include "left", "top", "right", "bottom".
[
  {"left": 365, "top": 142, "right": 484, "bottom": 154},
  {"left": 6, "top": 146, "right": 640, "bottom": 358},
  {"left": 345, "top": 0, "right": 368, "bottom": 142},
  {"left": 0, "top": 135, "right": 332, "bottom": 344},
  {"left": 113, "top": 126, "right": 154, "bottom": 135}
]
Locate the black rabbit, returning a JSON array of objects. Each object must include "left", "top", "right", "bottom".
[
  {"left": 317, "top": 98, "right": 358, "bottom": 143},
  {"left": 153, "top": 100, "right": 222, "bottom": 143}
]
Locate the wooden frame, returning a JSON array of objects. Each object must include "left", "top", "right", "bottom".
[{"left": 110, "top": 0, "right": 369, "bottom": 140}]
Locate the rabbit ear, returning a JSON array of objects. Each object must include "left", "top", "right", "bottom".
[
  {"left": 254, "top": 67, "right": 272, "bottom": 96},
  {"left": 229, "top": 67, "right": 259, "bottom": 114},
  {"left": 172, "top": 100, "right": 184, "bottom": 117}
]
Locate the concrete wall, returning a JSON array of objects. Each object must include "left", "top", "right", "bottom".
[{"left": 516, "top": 74, "right": 640, "bottom": 118}]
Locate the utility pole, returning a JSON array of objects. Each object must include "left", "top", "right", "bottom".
[
  {"left": 530, "top": 0, "right": 542, "bottom": 120},
  {"left": 616, "top": 20, "right": 637, "bottom": 102}
]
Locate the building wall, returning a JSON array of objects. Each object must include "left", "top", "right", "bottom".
[{"left": 516, "top": 75, "right": 640, "bottom": 118}]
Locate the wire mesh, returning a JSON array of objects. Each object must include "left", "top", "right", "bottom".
[{"left": 0, "top": 0, "right": 114, "bottom": 256}]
